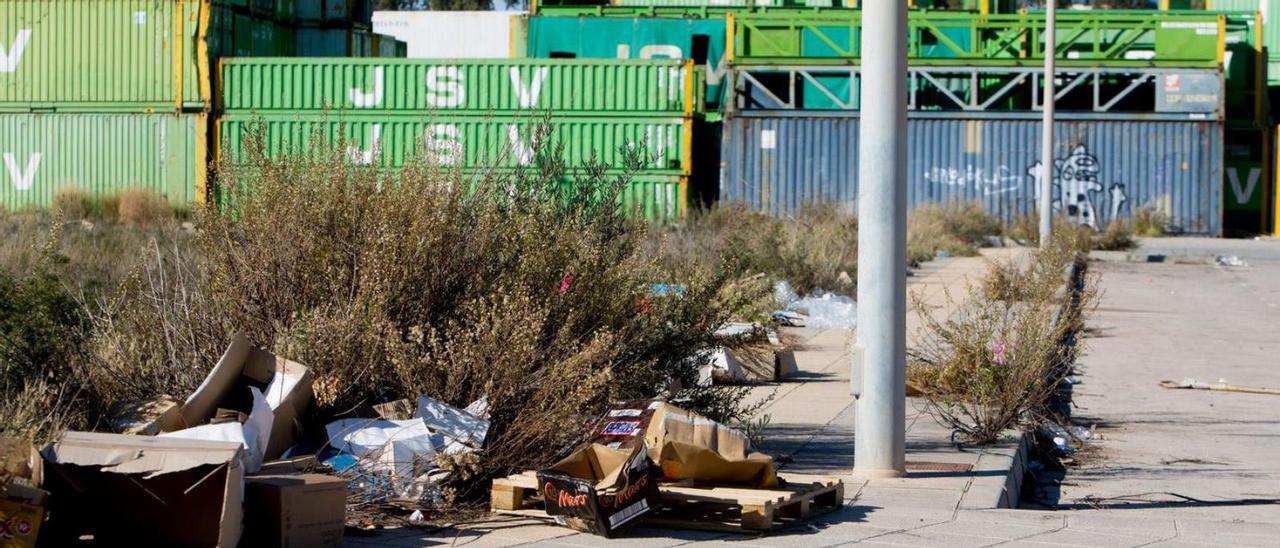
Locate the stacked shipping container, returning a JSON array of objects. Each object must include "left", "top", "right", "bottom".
[
  {"left": 216, "top": 58, "right": 700, "bottom": 219},
  {"left": 0, "top": 0, "right": 404, "bottom": 210}
]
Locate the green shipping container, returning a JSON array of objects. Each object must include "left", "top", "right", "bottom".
[
  {"left": 524, "top": 16, "right": 729, "bottom": 108},
  {"left": 1189, "top": 1, "right": 1276, "bottom": 85},
  {"left": 0, "top": 112, "right": 205, "bottom": 210},
  {"left": 216, "top": 114, "right": 691, "bottom": 174},
  {"left": 219, "top": 58, "right": 698, "bottom": 115},
  {"left": 0, "top": 0, "right": 208, "bottom": 111}
]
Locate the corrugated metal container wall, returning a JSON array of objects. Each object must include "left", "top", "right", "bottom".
[
  {"left": 371, "top": 11, "right": 521, "bottom": 58},
  {"left": 0, "top": 113, "right": 205, "bottom": 210},
  {"left": 722, "top": 114, "right": 1223, "bottom": 235},
  {"left": 524, "top": 16, "right": 728, "bottom": 107},
  {"left": 0, "top": 0, "right": 207, "bottom": 111},
  {"left": 219, "top": 59, "right": 693, "bottom": 115},
  {"left": 217, "top": 115, "right": 690, "bottom": 174},
  {"left": 297, "top": 0, "right": 370, "bottom": 24}
]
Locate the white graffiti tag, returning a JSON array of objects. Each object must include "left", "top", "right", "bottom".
[
  {"left": 922, "top": 164, "right": 1021, "bottom": 195},
  {"left": 1028, "top": 145, "right": 1126, "bottom": 229}
]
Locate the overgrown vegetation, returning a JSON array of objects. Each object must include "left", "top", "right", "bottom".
[
  {"left": 907, "top": 202, "right": 1002, "bottom": 265},
  {"left": 908, "top": 229, "right": 1097, "bottom": 444},
  {"left": 0, "top": 127, "right": 775, "bottom": 502}
]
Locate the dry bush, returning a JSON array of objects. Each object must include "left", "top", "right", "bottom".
[
  {"left": 1130, "top": 206, "right": 1168, "bottom": 237},
  {"left": 1092, "top": 220, "right": 1137, "bottom": 251},
  {"left": 647, "top": 203, "right": 858, "bottom": 296},
  {"left": 116, "top": 189, "right": 174, "bottom": 226},
  {"left": 83, "top": 123, "right": 758, "bottom": 488},
  {"left": 54, "top": 188, "right": 93, "bottom": 220},
  {"left": 908, "top": 289, "right": 1065, "bottom": 444},
  {"left": 912, "top": 228, "right": 1096, "bottom": 444},
  {"left": 907, "top": 202, "right": 1000, "bottom": 264}
]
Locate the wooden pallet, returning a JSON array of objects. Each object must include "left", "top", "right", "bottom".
[{"left": 491, "top": 471, "right": 843, "bottom": 533}]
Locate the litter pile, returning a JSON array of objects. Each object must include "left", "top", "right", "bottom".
[
  {"left": 1, "top": 334, "right": 490, "bottom": 547},
  {"left": 1, "top": 334, "right": 836, "bottom": 544},
  {"left": 492, "top": 399, "right": 843, "bottom": 537}
]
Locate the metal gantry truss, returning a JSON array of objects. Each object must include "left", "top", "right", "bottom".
[{"left": 730, "top": 65, "right": 1224, "bottom": 118}]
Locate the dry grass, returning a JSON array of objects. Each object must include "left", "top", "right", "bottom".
[
  {"left": 907, "top": 202, "right": 1001, "bottom": 265},
  {"left": 116, "top": 189, "right": 174, "bottom": 226}
]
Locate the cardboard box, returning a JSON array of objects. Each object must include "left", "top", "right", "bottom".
[
  {"left": 537, "top": 443, "right": 661, "bottom": 538},
  {"left": 591, "top": 400, "right": 776, "bottom": 488},
  {"left": 244, "top": 472, "right": 346, "bottom": 548},
  {"left": 107, "top": 395, "right": 187, "bottom": 435},
  {"left": 41, "top": 432, "right": 244, "bottom": 546},
  {"left": 0, "top": 483, "right": 47, "bottom": 548},
  {"left": 183, "top": 333, "right": 314, "bottom": 460}
]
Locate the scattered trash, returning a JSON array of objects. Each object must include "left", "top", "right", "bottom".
[
  {"left": 590, "top": 400, "right": 776, "bottom": 488},
  {"left": 373, "top": 398, "right": 415, "bottom": 421},
  {"left": 416, "top": 395, "right": 490, "bottom": 451},
  {"left": 1215, "top": 255, "right": 1248, "bottom": 267},
  {"left": 787, "top": 292, "right": 857, "bottom": 329},
  {"left": 1159, "top": 377, "right": 1280, "bottom": 395},
  {"left": 536, "top": 442, "right": 662, "bottom": 538},
  {"left": 770, "top": 310, "right": 806, "bottom": 327},
  {"left": 161, "top": 385, "right": 274, "bottom": 473},
  {"left": 244, "top": 472, "right": 348, "bottom": 548},
  {"left": 0, "top": 437, "right": 45, "bottom": 548},
  {"left": 107, "top": 395, "right": 186, "bottom": 435},
  {"left": 324, "top": 417, "right": 438, "bottom": 501},
  {"left": 936, "top": 250, "right": 951, "bottom": 259},
  {"left": 773, "top": 280, "right": 799, "bottom": 309},
  {"left": 701, "top": 348, "right": 747, "bottom": 385},
  {"left": 408, "top": 509, "right": 425, "bottom": 523},
  {"left": 181, "top": 333, "right": 315, "bottom": 461},
  {"left": 41, "top": 432, "right": 245, "bottom": 546},
  {"left": 650, "top": 283, "right": 687, "bottom": 297}
]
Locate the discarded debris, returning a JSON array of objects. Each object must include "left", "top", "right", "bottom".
[
  {"left": 590, "top": 400, "right": 777, "bottom": 488},
  {"left": 244, "top": 472, "right": 347, "bottom": 548},
  {"left": 1159, "top": 377, "right": 1280, "bottom": 395},
  {"left": 107, "top": 395, "right": 186, "bottom": 435},
  {"left": 41, "top": 432, "right": 246, "bottom": 546},
  {"left": 536, "top": 442, "right": 662, "bottom": 538},
  {"left": 0, "top": 437, "right": 45, "bottom": 548},
  {"left": 1215, "top": 255, "right": 1248, "bottom": 267}
]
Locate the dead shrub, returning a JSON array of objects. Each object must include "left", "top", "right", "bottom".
[
  {"left": 912, "top": 228, "right": 1097, "bottom": 444},
  {"left": 907, "top": 202, "right": 1000, "bottom": 264},
  {"left": 116, "top": 189, "right": 173, "bottom": 226},
  {"left": 54, "top": 188, "right": 93, "bottom": 220}
]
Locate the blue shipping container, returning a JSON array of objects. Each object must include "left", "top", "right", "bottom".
[{"left": 721, "top": 114, "right": 1223, "bottom": 235}]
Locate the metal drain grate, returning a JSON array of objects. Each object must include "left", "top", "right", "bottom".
[{"left": 905, "top": 461, "right": 973, "bottom": 473}]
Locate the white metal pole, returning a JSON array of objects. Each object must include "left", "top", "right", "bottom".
[
  {"left": 1039, "top": 0, "right": 1056, "bottom": 247},
  {"left": 853, "top": 0, "right": 907, "bottom": 479}
]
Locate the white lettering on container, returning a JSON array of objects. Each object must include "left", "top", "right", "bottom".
[
  {"left": 509, "top": 66, "right": 548, "bottom": 109},
  {"left": 3, "top": 152, "right": 41, "bottom": 191},
  {"left": 1, "top": 29, "right": 32, "bottom": 73},
  {"left": 346, "top": 125, "right": 381, "bottom": 165},
  {"left": 507, "top": 125, "right": 533, "bottom": 166},
  {"left": 350, "top": 66, "right": 384, "bottom": 108},
  {"left": 425, "top": 66, "right": 465, "bottom": 108},
  {"left": 425, "top": 124, "right": 461, "bottom": 166}
]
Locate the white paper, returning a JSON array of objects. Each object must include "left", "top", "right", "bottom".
[{"left": 415, "top": 395, "right": 489, "bottom": 449}]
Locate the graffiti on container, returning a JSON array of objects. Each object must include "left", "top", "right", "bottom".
[
  {"left": 1, "top": 29, "right": 31, "bottom": 73},
  {"left": 2, "top": 152, "right": 41, "bottom": 191},
  {"left": 1027, "top": 144, "right": 1129, "bottom": 229},
  {"left": 922, "top": 165, "right": 1021, "bottom": 196},
  {"left": 1226, "top": 167, "right": 1261, "bottom": 205}
]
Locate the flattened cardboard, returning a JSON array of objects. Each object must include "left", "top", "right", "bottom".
[
  {"left": 184, "top": 334, "right": 314, "bottom": 459},
  {"left": 658, "top": 441, "right": 778, "bottom": 487},
  {"left": 537, "top": 443, "right": 661, "bottom": 538},
  {"left": 41, "top": 432, "right": 243, "bottom": 546},
  {"left": 592, "top": 400, "right": 749, "bottom": 461},
  {"left": 591, "top": 400, "right": 777, "bottom": 488},
  {"left": 244, "top": 472, "right": 346, "bottom": 548}
]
